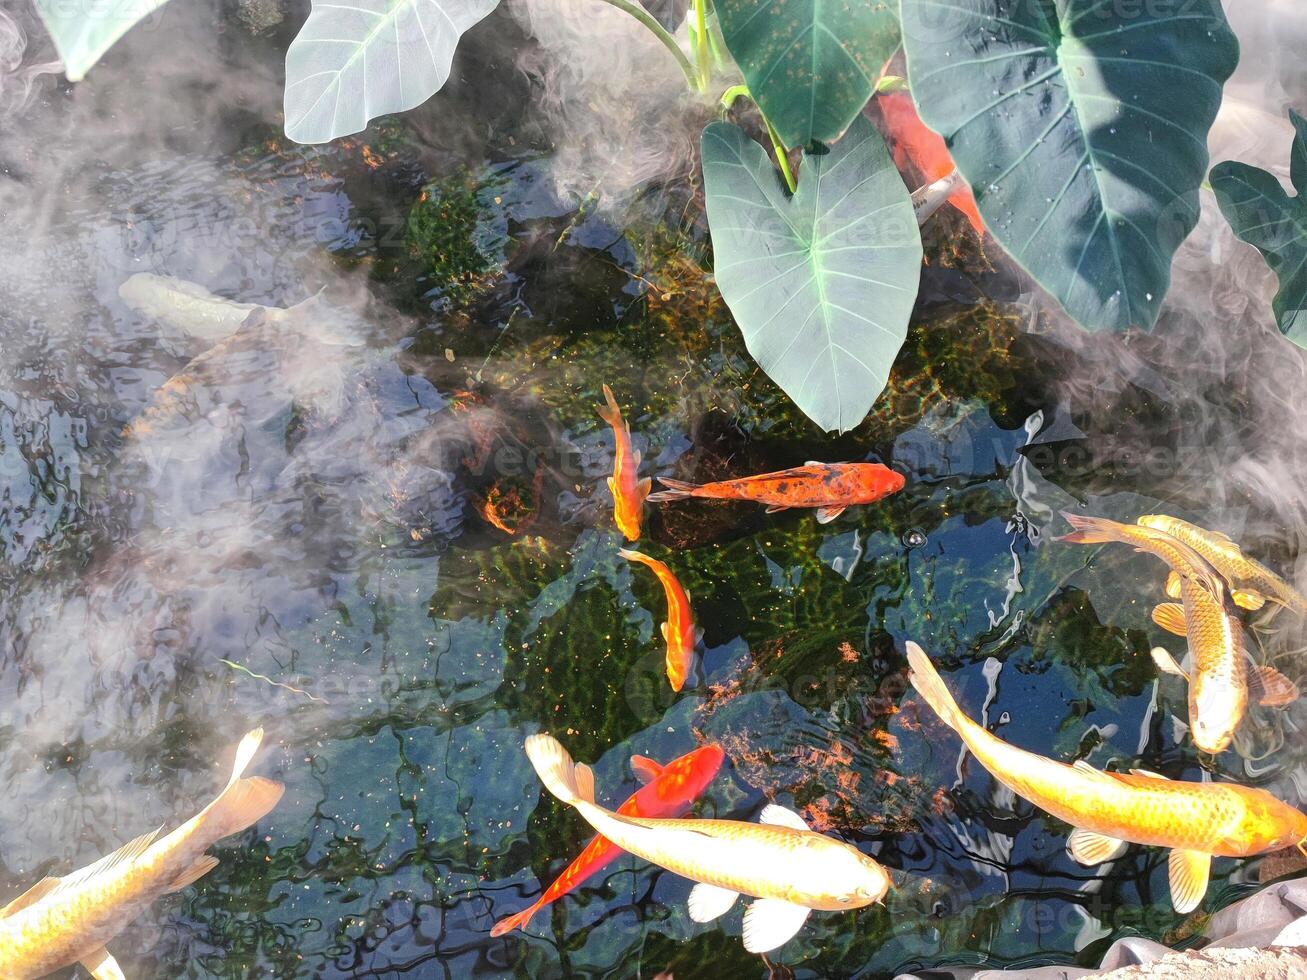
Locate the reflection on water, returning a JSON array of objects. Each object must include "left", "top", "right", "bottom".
[{"left": 1, "top": 1, "right": 1307, "bottom": 977}]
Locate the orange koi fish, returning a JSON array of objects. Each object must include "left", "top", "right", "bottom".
[
  {"left": 907, "top": 643, "right": 1307, "bottom": 914},
  {"left": 878, "top": 89, "right": 984, "bottom": 235},
  {"left": 597, "top": 385, "right": 650, "bottom": 541},
  {"left": 619, "top": 549, "right": 699, "bottom": 691},
  {"left": 647, "top": 462, "right": 905, "bottom": 524},
  {"left": 491, "top": 744, "right": 725, "bottom": 936}
]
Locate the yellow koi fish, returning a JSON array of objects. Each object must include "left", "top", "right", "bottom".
[
  {"left": 619, "top": 548, "right": 699, "bottom": 691},
  {"left": 524, "top": 733, "right": 888, "bottom": 952},
  {"left": 598, "top": 385, "right": 650, "bottom": 541},
  {"left": 906, "top": 643, "right": 1307, "bottom": 914},
  {"left": 1138, "top": 513, "right": 1307, "bottom": 615},
  {"left": 0, "top": 729, "right": 284, "bottom": 980},
  {"left": 1060, "top": 513, "right": 1246, "bottom": 753}
]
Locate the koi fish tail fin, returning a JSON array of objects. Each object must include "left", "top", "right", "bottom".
[
  {"left": 646, "top": 477, "right": 699, "bottom": 503},
  {"left": 905, "top": 642, "right": 965, "bottom": 732},
  {"left": 490, "top": 905, "right": 539, "bottom": 937},
  {"left": 1057, "top": 512, "right": 1130, "bottom": 545},
  {"left": 597, "top": 384, "right": 622, "bottom": 428},
  {"left": 525, "top": 734, "right": 596, "bottom": 807},
  {"left": 199, "top": 728, "right": 285, "bottom": 842}
]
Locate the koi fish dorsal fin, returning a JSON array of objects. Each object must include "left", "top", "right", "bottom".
[
  {"left": 688, "top": 881, "right": 739, "bottom": 922},
  {"left": 629, "top": 755, "right": 664, "bottom": 783},
  {"left": 1070, "top": 760, "right": 1099, "bottom": 776},
  {"left": 1067, "top": 828, "right": 1127, "bottom": 865},
  {"left": 1129, "top": 768, "right": 1169, "bottom": 780},
  {"left": 759, "top": 804, "right": 809, "bottom": 831},
  {"left": 46, "top": 827, "right": 162, "bottom": 903},
  {"left": 0, "top": 875, "right": 60, "bottom": 917},
  {"left": 81, "top": 947, "right": 126, "bottom": 980},
  {"left": 742, "top": 898, "right": 811, "bottom": 953},
  {"left": 1169, "top": 849, "right": 1211, "bottom": 914}
]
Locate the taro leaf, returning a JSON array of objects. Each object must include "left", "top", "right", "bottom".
[
  {"left": 701, "top": 116, "right": 922, "bottom": 433},
  {"left": 713, "top": 0, "right": 899, "bottom": 148},
  {"left": 34, "top": 0, "right": 174, "bottom": 81},
  {"left": 284, "top": 0, "right": 499, "bottom": 144},
  {"left": 900, "top": 0, "right": 1238, "bottom": 332},
  {"left": 1211, "top": 110, "right": 1307, "bottom": 348}
]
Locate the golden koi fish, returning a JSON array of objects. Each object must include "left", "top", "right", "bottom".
[
  {"left": 1060, "top": 513, "right": 1246, "bottom": 753},
  {"left": 906, "top": 643, "right": 1307, "bottom": 914},
  {"left": 598, "top": 385, "right": 650, "bottom": 541},
  {"left": 524, "top": 733, "right": 888, "bottom": 952},
  {"left": 619, "top": 548, "right": 699, "bottom": 691},
  {"left": 0, "top": 729, "right": 284, "bottom": 980},
  {"left": 1138, "top": 513, "right": 1307, "bottom": 615}
]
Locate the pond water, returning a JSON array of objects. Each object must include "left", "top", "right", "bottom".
[{"left": 2, "top": 0, "right": 1307, "bottom": 977}]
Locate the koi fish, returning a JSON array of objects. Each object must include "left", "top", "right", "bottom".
[
  {"left": 1059, "top": 513, "right": 1245, "bottom": 752},
  {"left": 647, "top": 462, "right": 905, "bottom": 524},
  {"left": 878, "top": 89, "right": 984, "bottom": 235},
  {"left": 524, "top": 733, "right": 889, "bottom": 953},
  {"left": 0, "top": 728, "right": 284, "bottom": 980},
  {"left": 597, "top": 385, "right": 650, "bottom": 541},
  {"left": 1138, "top": 513, "right": 1307, "bottom": 616},
  {"left": 491, "top": 744, "right": 725, "bottom": 935},
  {"left": 906, "top": 642, "right": 1307, "bottom": 914},
  {"left": 619, "top": 548, "right": 699, "bottom": 691}
]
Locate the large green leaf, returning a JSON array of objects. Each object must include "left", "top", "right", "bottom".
[
  {"left": 1211, "top": 110, "right": 1307, "bottom": 348},
  {"left": 900, "top": 0, "right": 1238, "bottom": 332},
  {"left": 284, "top": 0, "right": 499, "bottom": 144},
  {"left": 35, "top": 0, "right": 174, "bottom": 81},
  {"left": 714, "top": 0, "right": 899, "bottom": 148},
  {"left": 701, "top": 116, "right": 922, "bottom": 433}
]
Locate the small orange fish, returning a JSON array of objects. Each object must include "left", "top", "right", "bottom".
[
  {"left": 490, "top": 744, "right": 724, "bottom": 935},
  {"left": 597, "top": 385, "right": 650, "bottom": 541},
  {"left": 619, "top": 548, "right": 699, "bottom": 691},
  {"left": 878, "top": 89, "right": 984, "bottom": 235},
  {"left": 647, "top": 462, "right": 904, "bottom": 524}
]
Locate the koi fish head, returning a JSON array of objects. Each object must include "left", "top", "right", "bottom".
[
  {"left": 856, "top": 465, "right": 906, "bottom": 503},
  {"left": 1190, "top": 674, "right": 1245, "bottom": 754},
  {"left": 634, "top": 744, "right": 725, "bottom": 816},
  {"left": 806, "top": 844, "right": 891, "bottom": 911}
]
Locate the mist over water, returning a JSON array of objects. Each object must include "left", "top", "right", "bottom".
[{"left": 0, "top": 0, "right": 1305, "bottom": 975}]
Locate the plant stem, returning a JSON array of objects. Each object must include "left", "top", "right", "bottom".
[
  {"left": 719, "top": 84, "right": 798, "bottom": 193},
  {"left": 693, "top": 0, "right": 712, "bottom": 90},
  {"left": 594, "top": 0, "right": 700, "bottom": 91},
  {"left": 764, "top": 116, "right": 797, "bottom": 193}
]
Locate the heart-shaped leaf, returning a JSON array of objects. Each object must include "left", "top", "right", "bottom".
[
  {"left": 900, "top": 0, "right": 1238, "bottom": 332},
  {"left": 714, "top": 0, "right": 900, "bottom": 149},
  {"left": 34, "top": 0, "right": 174, "bottom": 81},
  {"left": 1211, "top": 110, "right": 1307, "bottom": 347},
  {"left": 284, "top": 0, "right": 499, "bottom": 144},
  {"left": 702, "top": 116, "right": 922, "bottom": 433}
]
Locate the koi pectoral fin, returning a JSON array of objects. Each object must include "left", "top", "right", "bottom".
[
  {"left": 742, "top": 898, "right": 811, "bottom": 953},
  {"left": 1232, "top": 589, "right": 1267, "bottom": 611},
  {"left": 815, "top": 506, "right": 846, "bottom": 524},
  {"left": 81, "top": 948, "right": 126, "bottom": 980},
  {"left": 1150, "top": 647, "right": 1190, "bottom": 681},
  {"left": 1168, "top": 849, "right": 1211, "bottom": 914},
  {"left": 167, "top": 855, "right": 220, "bottom": 892},
  {"left": 629, "top": 755, "right": 664, "bottom": 784},
  {"left": 688, "top": 882, "right": 739, "bottom": 922},
  {"left": 1151, "top": 603, "right": 1188, "bottom": 637},
  {"left": 1249, "top": 664, "right": 1300, "bottom": 707},
  {"left": 765, "top": 504, "right": 791, "bottom": 514},
  {"left": 1067, "top": 828, "right": 1127, "bottom": 865},
  {"left": 1165, "top": 571, "right": 1182, "bottom": 599}
]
